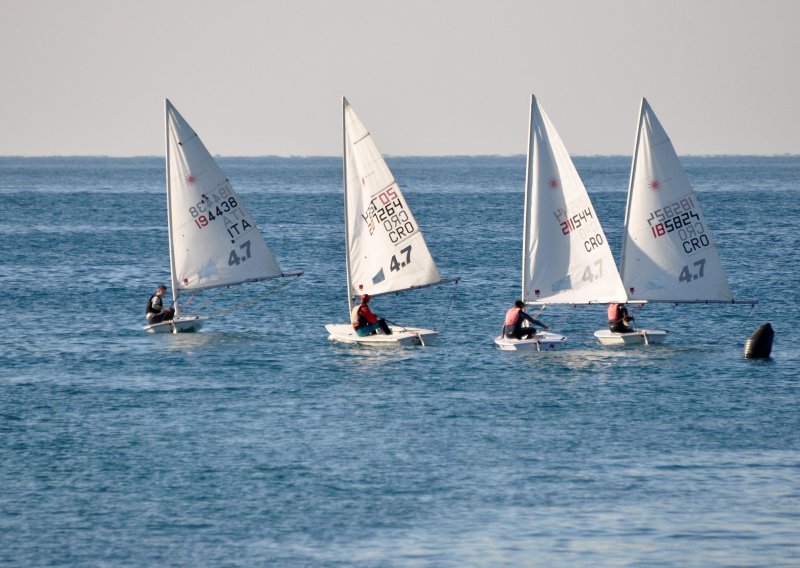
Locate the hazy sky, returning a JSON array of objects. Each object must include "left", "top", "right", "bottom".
[{"left": 2, "top": 0, "right": 798, "bottom": 156}]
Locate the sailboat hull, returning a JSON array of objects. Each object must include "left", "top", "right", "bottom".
[
  {"left": 325, "top": 323, "right": 438, "bottom": 346},
  {"left": 144, "top": 316, "right": 206, "bottom": 334},
  {"left": 494, "top": 331, "right": 567, "bottom": 352},
  {"left": 593, "top": 329, "right": 669, "bottom": 346}
]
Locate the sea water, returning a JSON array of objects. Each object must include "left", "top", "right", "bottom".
[{"left": 0, "top": 155, "right": 798, "bottom": 566}]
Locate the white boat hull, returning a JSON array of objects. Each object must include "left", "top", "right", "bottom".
[
  {"left": 325, "top": 323, "right": 437, "bottom": 346},
  {"left": 593, "top": 328, "right": 669, "bottom": 346},
  {"left": 144, "top": 316, "right": 206, "bottom": 334},
  {"left": 494, "top": 331, "right": 567, "bottom": 352}
]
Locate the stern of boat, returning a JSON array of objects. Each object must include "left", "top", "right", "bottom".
[
  {"left": 144, "top": 316, "right": 206, "bottom": 334},
  {"left": 593, "top": 329, "right": 669, "bottom": 346},
  {"left": 325, "top": 323, "right": 438, "bottom": 346},
  {"left": 494, "top": 331, "right": 567, "bottom": 352}
]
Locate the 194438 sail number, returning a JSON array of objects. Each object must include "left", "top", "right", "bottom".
[{"left": 192, "top": 197, "right": 239, "bottom": 229}]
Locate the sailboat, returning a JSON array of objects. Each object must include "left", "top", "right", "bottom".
[
  {"left": 495, "top": 95, "right": 627, "bottom": 352},
  {"left": 594, "top": 98, "right": 750, "bottom": 345},
  {"left": 325, "top": 98, "right": 456, "bottom": 346},
  {"left": 145, "top": 99, "right": 302, "bottom": 333}
]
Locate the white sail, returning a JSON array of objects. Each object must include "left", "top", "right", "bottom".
[
  {"left": 523, "top": 95, "right": 627, "bottom": 305},
  {"left": 620, "top": 98, "right": 732, "bottom": 302},
  {"left": 165, "top": 100, "right": 283, "bottom": 294},
  {"left": 343, "top": 98, "right": 440, "bottom": 303}
]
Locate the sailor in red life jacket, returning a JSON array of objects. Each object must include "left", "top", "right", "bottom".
[
  {"left": 351, "top": 294, "right": 393, "bottom": 337},
  {"left": 607, "top": 302, "right": 634, "bottom": 333},
  {"left": 504, "top": 300, "right": 548, "bottom": 340}
]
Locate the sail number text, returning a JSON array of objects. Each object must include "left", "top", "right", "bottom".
[
  {"left": 558, "top": 206, "right": 594, "bottom": 235},
  {"left": 188, "top": 188, "right": 251, "bottom": 240},
  {"left": 581, "top": 259, "right": 603, "bottom": 283},
  {"left": 191, "top": 195, "right": 238, "bottom": 223},
  {"left": 390, "top": 245, "right": 412, "bottom": 272},
  {"left": 555, "top": 206, "right": 605, "bottom": 252},
  {"left": 362, "top": 186, "right": 417, "bottom": 244},
  {"left": 228, "top": 240, "right": 251, "bottom": 266},
  {"left": 192, "top": 196, "right": 239, "bottom": 227},
  {"left": 646, "top": 196, "right": 710, "bottom": 254},
  {"left": 679, "top": 258, "right": 705, "bottom": 283}
]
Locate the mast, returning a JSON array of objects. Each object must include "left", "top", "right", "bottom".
[
  {"left": 521, "top": 94, "right": 536, "bottom": 303},
  {"left": 342, "top": 97, "right": 354, "bottom": 315},
  {"left": 619, "top": 97, "right": 646, "bottom": 280},
  {"left": 164, "top": 99, "right": 180, "bottom": 317}
]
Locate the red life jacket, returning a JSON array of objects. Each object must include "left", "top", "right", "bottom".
[
  {"left": 351, "top": 304, "right": 378, "bottom": 328},
  {"left": 608, "top": 303, "right": 627, "bottom": 322},
  {"left": 504, "top": 307, "right": 521, "bottom": 326}
]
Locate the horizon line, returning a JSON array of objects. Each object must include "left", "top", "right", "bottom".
[{"left": 1, "top": 153, "right": 799, "bottom": 159}]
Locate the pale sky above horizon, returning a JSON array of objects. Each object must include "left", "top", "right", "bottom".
[{"left": 1, "top": 0, "right": 798, "bottom": 157}]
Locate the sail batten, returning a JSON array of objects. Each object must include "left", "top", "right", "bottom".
[
  {"left": 620, "top": 99, "right": 733, "bottom": 302},
  {"left": 522, "top": 95, "right": 628, "bottom": 305},
  {"left": 165, "top": 101, "right": 284, "bottom": 294},
  {"left": 343, "top": 99, "right": 441, "bottom": 301}
]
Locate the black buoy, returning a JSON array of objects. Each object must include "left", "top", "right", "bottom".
[{"left": 744, "top": 323, "right": 774, "bottom": 359}]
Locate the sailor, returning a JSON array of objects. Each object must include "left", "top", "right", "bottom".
[
  {"left": 607, "top": 302, "right": 634, "bottom": 333},
  {"left": 351, "top": 294, "right": 392, "bottom": 336},
  {"left": 504, "top": 300, "right": 549, "bottom": 340},
  {"left": 146, "top": 284, "right": 175, "bottom": 324}
]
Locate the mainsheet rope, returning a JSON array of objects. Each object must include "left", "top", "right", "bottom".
[
  {"left": 384, "top": 279, "right": 461, "bottom": 332},
  {"left": 382, "top": 279, "right": 460, "bottom": 343},
  {"left": 739, "top": 302, "right": 757, "bottom": 327},
  {"left": 434, "top": 278, "right": 460, "bottom": 332}
]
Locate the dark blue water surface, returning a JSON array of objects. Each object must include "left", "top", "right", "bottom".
[{"left": 1, "top": 156, "right": 798, "bottom": 566}]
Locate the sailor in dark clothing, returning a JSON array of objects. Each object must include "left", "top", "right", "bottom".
[
  {"left": 146, "top": 284, "right": 175, "bottom": 324},
  {"left": 504, "top": 300, "right": 549, "bottom": 340},
  {"left": 607, "top": 302, "right": 635, "bottom": 333}
]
